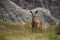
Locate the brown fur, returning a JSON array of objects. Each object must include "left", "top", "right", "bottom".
[
  {"left": 30, "top": 10, "right": 42, "bottom": 32},
  {"left": 34, "top": 19, "right": 42, "bottom": 28}
]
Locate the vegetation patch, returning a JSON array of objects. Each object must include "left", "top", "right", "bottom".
[{"left": 0, "top": 21, "right": 59, "bottom": 40}]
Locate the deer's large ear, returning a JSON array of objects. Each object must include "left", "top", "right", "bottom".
[
  {"left": 35, "top": 10, "right": 38, "bottom": 14},
  {"left": 30, "top": 10, "right": 32, "bottom": 13}
]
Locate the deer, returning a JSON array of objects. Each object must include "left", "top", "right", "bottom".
[{"left": 30, "top": 10, "right": 42, "bottom": 32}]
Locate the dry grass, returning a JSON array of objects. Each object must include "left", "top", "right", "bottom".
[{"left": 0, "top": 21, "right": 59, "bottom": 40}]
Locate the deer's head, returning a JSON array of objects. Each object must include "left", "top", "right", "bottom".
[{"left": 30, "top": 10, "right": 38, "bottom": 17}]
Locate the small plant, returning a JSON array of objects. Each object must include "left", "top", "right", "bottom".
[{"left": 55, "top": 23, "right": 60, "bottom": 34}]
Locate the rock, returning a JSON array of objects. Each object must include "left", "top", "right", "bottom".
[
  {"left": 11, "top": 0, "right": 60, "bottom": 21},
  {"left": 0, "top": 0, "right": 60, "bottom": 26}
]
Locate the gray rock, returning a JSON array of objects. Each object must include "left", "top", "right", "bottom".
[
  {"left": 0, "top": 0, "right": 60, "bottom": 26},
  {"left": 11, "top": 0, "right": 60, "bottom": 21}
]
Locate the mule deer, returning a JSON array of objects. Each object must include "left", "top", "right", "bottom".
[{"left": 30, "top": 10, "right": 42, "bottom": 32}]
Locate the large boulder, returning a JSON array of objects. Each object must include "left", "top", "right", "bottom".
[
  {"left": 11, "top": 0, "right": 60, "bottom": 20},
  {"left": 0, "top": 0, "right": 25, "bottom": 23},
  {"left": 0, "top": 0, "right": 60, "bottom": 27}
]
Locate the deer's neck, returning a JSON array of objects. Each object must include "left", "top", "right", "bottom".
[{"left": 32, "top": 16, "right": 35, "bottom": 23}]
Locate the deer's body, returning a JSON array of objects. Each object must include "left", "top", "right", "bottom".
[{"left": 34, "top": 19, "right": 42, "bottom": 28}]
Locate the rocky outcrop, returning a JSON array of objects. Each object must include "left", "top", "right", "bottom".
[
  {"left": 0, "top": 0, "right": 60, "bottom": 26},
  {"left": 11, "top": 0, "right": 60, "bottom": 20},
  {"left": 0, "top": 0, "right": 24, "bottom": 23}
]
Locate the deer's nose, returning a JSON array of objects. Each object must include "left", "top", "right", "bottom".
[{"left": 33, "top": 15, "right": 35, "bottom": 17}]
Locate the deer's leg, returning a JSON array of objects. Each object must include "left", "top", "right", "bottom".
[
  {"left": 39, "top": 25, "right": 42, "bottom": 32},
  {"left": 34, "top": 25, "right": 37, "bottom": 32},
  {"left": 32, "top": 25, "right": 35, "bottom": 32},
  {"left": 32, "top": 26, "right": 35, "bottom": 32},
  {"left": 31, "top": 25, "right": 34, "bottom": 32},
  {"left": 31, "top": 23, "right": 33, "bottom": 32}
]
